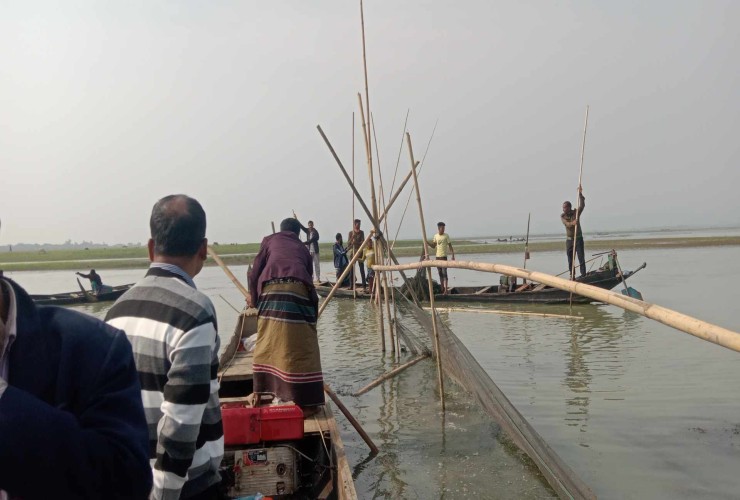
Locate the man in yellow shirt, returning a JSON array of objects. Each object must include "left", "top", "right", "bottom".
[{"left": 427, "top": 222, "right": 455, "bottom": 295}]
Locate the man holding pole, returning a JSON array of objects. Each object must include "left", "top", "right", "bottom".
[
  {"left": 347, "top": 219, "right": 366, "bottom": 290},
  {"left": 561, "top": 188, "right": 586, "bottom": 279}
]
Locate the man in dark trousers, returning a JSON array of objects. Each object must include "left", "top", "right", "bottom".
[
  {"left": 347, "top": 219, "right": 366, "bottom": 289},
  {"left": 561, "top": 187, "right": 586, "bottom": 279},
  {"left": 0, "top": 274, "right": 152, "bottom": 499},
  {"left": 299, "top": 219, "right": 321, "bottom": 282}
]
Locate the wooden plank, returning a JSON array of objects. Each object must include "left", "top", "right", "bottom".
[
  {"left": 325, "top": 403, "right": 359, "bottom": 500},
  {"left": 474, "top": 285, "right": 494, "bottom": 295},
  {"left": 304, "top": 406, "right": 331, "bottom": 435},
  {"left": 220, "top": 352, "right": 254, "bottom": 382}
]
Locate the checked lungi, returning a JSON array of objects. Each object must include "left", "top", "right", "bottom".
[{"left": 252, "top": 281, "right": 325, "bottom": 407}]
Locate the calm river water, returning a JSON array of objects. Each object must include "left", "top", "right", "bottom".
[{"left": 6, "top": 245, "right": 740, "bottom": 499}]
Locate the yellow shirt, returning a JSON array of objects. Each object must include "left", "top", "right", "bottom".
[
  {"left": 433, "top": 233, "right": 451, "bottom": 258},
  {"left": 363, "top": 247, "right": 375, "bottom": 268}
]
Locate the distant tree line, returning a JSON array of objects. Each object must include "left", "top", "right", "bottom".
[{"left": 0, "top": 240, "right": 144, "bottom": 253}]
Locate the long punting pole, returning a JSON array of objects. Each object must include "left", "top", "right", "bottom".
[
  {"left": 406, "top": 131, "right": 446, "bottom": 411},
  {"left": 569, "top": 106, "right": 589, "bottom": 303},
  {"left": 523, "top": 213, "right": 531, "bottom": 270},
  {"left": 569, "top": 105, "right": 589, "bottom": 307},
  {"left": 374, "top": 259, "right": 740, "bottom": 354}
]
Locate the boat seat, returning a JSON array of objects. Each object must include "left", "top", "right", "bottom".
[{"left": 475, "top": 286, "right": 495, "bottom": 295}]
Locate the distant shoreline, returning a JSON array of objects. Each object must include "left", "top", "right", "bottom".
[{"left": 1, "top": 235, "right": 738, "bottom": 272}]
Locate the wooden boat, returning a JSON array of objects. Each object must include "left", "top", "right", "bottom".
[
  {"left": 30, "top": 282, "right": 134, "bottom": 306},
  {"left": 218, "top": 311, "right": 357, "bottom": 499},
  {"left": 436, "top": 261, "right": 647, "bottom": 304},
  {"left": 315, "top": 282, "right": 374, "bottom": 300},
  {"left": 316, "top": 251, "right": 646, "bottom": 305}
]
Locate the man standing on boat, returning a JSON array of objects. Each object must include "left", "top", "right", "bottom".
[
  {"left": 347, "top": 219, "right": 366, "bottom": 290},
  {"left": 427, "top": 222, "right": 455, "bottom": 295},
  {"left": 106, "top": 194, "right": 223, "bottom": 500},
  {"left": 298, "top": 219, "right": 321, "bottom": 282},
  {"left": 247, "top": 218, "right": 324, "bottom": 413},
  {"left": 0, "top": 275, "right": 152, "bottom": 499},
  {"left": 333, "top": 233, "right": 350, "bottom": 287},
  {"left": 561, "top": 187, "right": 586, "bottom": 279}
]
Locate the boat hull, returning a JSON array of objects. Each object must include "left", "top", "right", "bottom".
[{"left": 30, "top": 284, "right": 134, "bottom": 306}]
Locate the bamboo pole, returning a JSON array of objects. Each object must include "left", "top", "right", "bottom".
[
  {"left": 316, "top": 124, "right": 421, "bottom": 306},
  {"left": 523, "top": 213, "right": 531, "bottom": 270},
  {"left": 423, "top": 307, "right": 583, "bottom": 320},
  {"left": 570, "top": 105, "right": 589, "bottom": 299},
  {"left": 372, "top": 111, "right": 396, "bottom": 353},
  {"left": 406, "top": 131, "right": 445, "bottom": 410},
  {"left": 207, "top": 246, "right": 251, "bottom": 304},
  {"left": 324, "top": 383, "right": 379, "bottom": 454},
  {"left": 374, "top": 259, "right": 740, "bottom": 354},
  {"left": 271, "top": 221, "right": 276, "bottom": 234},
  {"left": 353, "top": 354, "right": 430, "bottom": 396},
  {"left": 352, "top": 112, "right": 356, "bottom": 294},
  {"left": 317, "top": 233, "right": 374, "bottom": 318}
]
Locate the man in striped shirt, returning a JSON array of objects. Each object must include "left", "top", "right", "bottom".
[{"left": 107, "top": 194, "right": 223, "bottom": 500}]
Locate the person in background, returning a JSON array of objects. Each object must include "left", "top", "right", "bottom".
[
  {"left": 298, "top": 219, "right": 321, "bottom": 282},
  {"left": 106, "top": 194, "right": 223, "bottom": 500},
  {"left": 427, "top": 221, "right": 455, "bottom": 295},
  {"left": 363, "top": 240, "right": 376, "bottom": 294},
  {"left": 561, "top": 187, "right": 586, "bottom": 279},
  {"left": 247, "top": 218, "right": 324, "bottom": 414},
  {"left": 76, "top": 268, "right": 103, "bottom": 292},
  {"left": 0, "top": 275, "right": 152, "bottom": 499},
  {"left": 347, "top": 219, "right": 366, "bottom": 290},
  {"left": 333, "top": 233, "right": 350, "bottom": 288}
]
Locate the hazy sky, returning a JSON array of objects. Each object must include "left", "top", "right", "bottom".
[{"left": 1, "top": 1, "right": 738, "bottom": 245}]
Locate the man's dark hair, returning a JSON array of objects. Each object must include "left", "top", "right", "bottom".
[
  {"left": 437, "top": 221, "right": 445, "bottom": 227},
  {"left": 150, "top": 194, "right": 206, "bottom": 257},
  {"left": 335, "top": 232, "right": 342, "bottom": 240},
  {"left": 280, "top": 217, "right": 301, "bottom": 235},
  {"left": 354, "top": 219, "right": 361, "bottom": 225}
]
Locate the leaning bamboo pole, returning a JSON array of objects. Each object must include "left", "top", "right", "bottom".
[
  {"left": 406, "top": 131, "right": 445, "bottom": 410},
  {"left": 353, "top": 354, "right": 429, "bottom": 396},
  {"left": 317, "top": 124, "right": 421, "bottom": 306},
  {"left": 374, "top": 259, "right": 740, "bottom": 354},
  {"left": 317, "top": 233, "right": 374, "bottom": 318}
]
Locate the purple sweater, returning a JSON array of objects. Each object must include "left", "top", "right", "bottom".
[{"left": 248, "top": 231, "right": 318, "bottom": 308}]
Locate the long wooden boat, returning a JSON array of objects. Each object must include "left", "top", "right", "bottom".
[
  {"left": 218, "top": 311, "right": 358, "bottom": 500},
  {"left": 30, "top": 282, "right": 134, "bottom": 306},
  {"left": 315, "top": 251, "right": 646, "bottom": 305},
  {"left": 436, "top": 262, "right": 646, "bottom": 304}
]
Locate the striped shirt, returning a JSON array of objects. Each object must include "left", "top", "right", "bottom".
[{"left": 106, "top": 266, "right": 223, "bottom": 500}]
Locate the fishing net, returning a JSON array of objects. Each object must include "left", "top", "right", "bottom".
[
  {"left": 399, "top": 265, "right": 442, "bottom": 301},
  {"left": 392, "top": 315, "right": 431, "bottom": 357},
  {"left": 392, "top": 288, "right": 595, "bottom": 500}
]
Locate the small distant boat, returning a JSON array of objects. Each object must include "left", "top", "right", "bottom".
[{"left": 30, "top": 281, "right": 134, "bottom": 306}]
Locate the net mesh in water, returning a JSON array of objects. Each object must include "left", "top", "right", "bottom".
[{"left": 392, "top": 289, "right": 595, "bottom": 500}]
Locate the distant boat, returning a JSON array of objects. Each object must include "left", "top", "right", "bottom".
[{"left": 30, "top": 282, "right": 134, "bottom": 306}]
